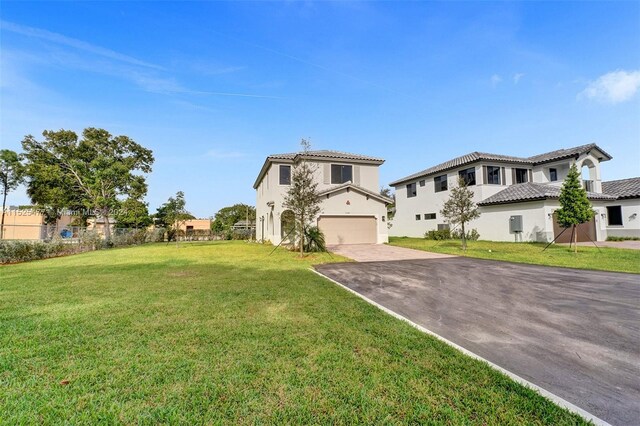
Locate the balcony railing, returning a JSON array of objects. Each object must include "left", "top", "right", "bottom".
[{"left": 583, "top": 180, "right": 594, "bottom": 192}]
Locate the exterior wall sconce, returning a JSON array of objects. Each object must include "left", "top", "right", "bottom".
[
  {"left": 631, "top": 213, "right": 638, "bottom": 219},
  {"left": 601, "top": 213, "right": 606, "bottom": 219}
]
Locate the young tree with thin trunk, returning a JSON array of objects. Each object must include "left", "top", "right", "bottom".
[
  {"left": 440, "top": 177, "right": 480, "bottom": 251},
  {"left": 0, "top": 149, "right": 25, "bottom": 239},
  {"left": 283, "top": 139, "right": 322, "bottom": 257},
  {"left": 158, "top": 191, "right": 192, "bottom": 245},
  {"left": 22, "top": 128, "right": 154, "bottom": 240},
  {"left": 556, "top": 164, "right": 594, "bottom": 253}
]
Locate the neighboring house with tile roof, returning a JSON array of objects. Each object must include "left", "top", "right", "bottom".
[
  {"left": 254, "top": 150, "right": 392, "bottom": 245},
  {"left": 600, "top": 177, "right": 640, "bottom": 239},
  {"left": 390, "top": 143, "right": 639, "bottom": 242}
]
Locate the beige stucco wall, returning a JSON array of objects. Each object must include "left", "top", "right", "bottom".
[
  {"left": 256, "top": 159, "right": 387, "bottom": 245},
  {"left": 178, "top": 219, "right": 211, "bottom": 231},
  {"left": 1, "top": 211, "right": 76, "bottom": 240}
]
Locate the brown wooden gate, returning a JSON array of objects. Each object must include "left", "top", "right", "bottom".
[{"left": 552, "top": 213, "right": 597, "bottom": 243}]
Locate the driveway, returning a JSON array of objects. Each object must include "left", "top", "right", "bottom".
[
  {"left": 315, "top": 257, "right": 640, "bottom": 426},
  {"left": 327, "top": 243, "right": 454, "bottom": 262}
]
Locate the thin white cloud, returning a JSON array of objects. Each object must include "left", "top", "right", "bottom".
[
  {"left": 579, "top": 69, "right": 640, "bottom": 104},
  {"left": 490, "top": 74, "right": 502, "bottom": 88},
  {"left": 0, "top": 20, "right": 163, "bottom": 70},
  {"left": 1, "top": 22, "right": 281, "bottom": 100},
  {"left": 513, "top": 73, "right": 525, "bottom": 84}
]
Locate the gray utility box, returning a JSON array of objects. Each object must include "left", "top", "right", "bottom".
[{"left": 509, "top": 215, "right": 523, "bottom": 233}]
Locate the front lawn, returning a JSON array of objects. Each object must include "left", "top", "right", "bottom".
[
  {"left": 390, "top": 237, "right": 640, "bottom": 274},
  {"left": 1, "top": 241, "right": 585, "bottom": 424}
]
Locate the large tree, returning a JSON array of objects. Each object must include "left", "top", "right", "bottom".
[
  {"left": 212, "top": 203, "right": 256, "bottom": 232},
  {"left": 556, "top": 164, "right": 595, "bottom": 253},
  {"left": 440, "top": 177, "right": 480, "bottom": 251},
  {"left": 283, "top": 139, "right": 322, "bottom": 256},
  {"left": 22, "top": 128, "right": 154, "bottom": 240},
  {"left": 0, "top": 149, "right": 25, "bottom": 239}
]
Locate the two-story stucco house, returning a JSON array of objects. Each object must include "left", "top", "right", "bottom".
[
  {"left": 254, "top": 150, "right": 392, "bottom": 245},
  {"left": 390, "top": 143, "right": 640, "bottom": 242}
]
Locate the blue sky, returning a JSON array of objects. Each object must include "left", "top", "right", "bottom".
[{"left": 1, "top": 1, "right": 639, "bottom": 217}]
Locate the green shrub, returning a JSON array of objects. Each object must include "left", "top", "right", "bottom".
[
  {"left": 304, "top": 226, "right": 326, "bottom": 252},
  {"left": 452, "top": 228, "right": 480, "bottom": 241},
  {"left": 606, "top": 236, "right": 640, "bottom": 241},
  {"left": 425, "top": 229, "right": 451, "bottom": 240},
  {"left": 0, "top": 240, "right": 68, "bottom": 264},
  {"left": 425, "top": 228, "right": 480, "bottom": 241}
]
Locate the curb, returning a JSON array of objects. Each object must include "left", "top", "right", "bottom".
[{"left": 310, "top": 268, "right": 611, "bottom": 426}]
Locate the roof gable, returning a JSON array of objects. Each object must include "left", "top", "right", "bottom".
[{"left": 317, "top": 182, "right": 393, "bottom": 204}]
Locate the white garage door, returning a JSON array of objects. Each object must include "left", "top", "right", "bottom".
[{"left": 318, "top": 216, "right": 377, "bottom": 245}]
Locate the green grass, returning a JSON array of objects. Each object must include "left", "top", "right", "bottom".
[
  {"left": 390, "top": 237, "right": 640, "bottom": 274},
  {"left": 1, "top": 242, "right": 586, "bottom": 424}
]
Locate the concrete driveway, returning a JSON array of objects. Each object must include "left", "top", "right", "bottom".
[
  {"left": 315, "top": 257, "right": 640, "bottom": 426},
  {"left": 327, "top": 243, "right": 454, "bottom": 262}
]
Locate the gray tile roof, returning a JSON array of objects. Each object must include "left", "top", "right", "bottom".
[
  {"left": 316, "top": 182, "right": 394, "bottom": 204},
  {"left": 478, "top": 182, "right": 616, "bottom": 206},
  {"left": 268, "top": 150, "right": 384, "bottom": 163},
  {"left": 602, "top": 177, "right": 640, "bottom": 199},
  {"left": 390, "top": 143, "right": 612, "bottom": 186}
]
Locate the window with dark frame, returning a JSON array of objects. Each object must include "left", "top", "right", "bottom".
[
  {"left": 279, "top": 165, "right": 291, "bottom": 185},
  {"left": 406, "top": 182, "right": 417, "bottom": 198},
  {"left": 486, "top": 166, "right": 501, "bottom": 185},
  {"left": 331, "top": 164, "right": 353, "bottom": 184},
  {"left": 437, "top": 223, "right": 450, "bottom": 231},
  {"left": 424, "top": 213, "right": 436, "bottom": 220},
  {"left": 549, "top": 168, "right": 558, "bottom": 182},
  {"left": 515, "top": 168, "right": 529, "bottom": 184},
  {"left": 458, "top": 167, "right": 476, "bottom": 186},
  {"left": 415, "top": 214, "right": 421, "bottom": 220},
  {"left": 419, "top": 179, "right": 426, "bottom": 187},
  {"left": 607, "top": 206, "right": 623, "bottom": 226},
  {"left": 434, "top": 174, "right": 448, "bottom": 192}
]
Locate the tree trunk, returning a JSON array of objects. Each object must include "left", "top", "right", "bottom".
[
  {"left": 0, "top": 190, "right": 7, "bottom": 240},
  {"left": 299, "top": 216, "right": 304, "bottom": 257},
  {"left": 461, "top": 221, "right": 467, "bottom": 251},
  {"left": 103, "top": 211, "right": 112, "bottom": 241}
]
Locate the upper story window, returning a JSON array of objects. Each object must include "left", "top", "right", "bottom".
[
  {"left": 419, "top": 180, "right": 426, "bottom": 187},
  {"left": 486, "top": 166, "right": 501, "bottom": 185},
  {"left": 515, "top": 168, "right": 529, "bottom": 184},
  {"left": 406, "top": 182, "right": 417, "bottom": 198},
  {"left": 549, "top": 168, "right": 558, "bottom": 182},
  {"left": 279, "top": 165, "right": 291, "bottom": 185},
  {"left": 434, "top": 174, "right": 448, "bottom": 192},
  {"left": 331, "top": 164, "right": 353, "bottom": 184},
  {"left": 458, "top": 167, "right": 476, "bottom": 186}
]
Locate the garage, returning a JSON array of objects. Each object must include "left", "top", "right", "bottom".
[
  {"left": 317, "top": 215, "right": 377, "bottom": 245},
  {"left": 552, "top": 213, "right": 597, "bottom": 243}
]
